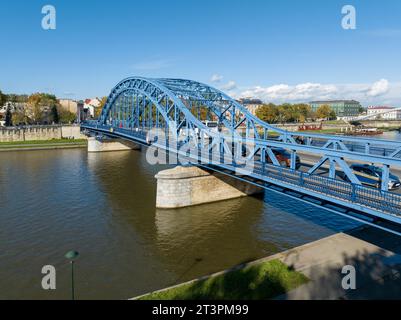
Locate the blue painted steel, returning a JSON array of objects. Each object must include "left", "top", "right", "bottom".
[{"left": 82, "top": 77, "right": 401, "bottom": 225}]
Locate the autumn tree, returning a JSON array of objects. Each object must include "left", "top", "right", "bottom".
[
  {"left": 316, "top": 104, "right": 333, "bottom": 120},
  {"left": 12, "top": 110, "right": 29, "bottom": 126},
  {"left": 94, "top": 96, "right": 108, "bottom": 118},
  {"left": 256, "top": 103, "right": 279, "bottom": 123},
  {"left": 27, "top": 93, "right": 60, "bottom": 124}
]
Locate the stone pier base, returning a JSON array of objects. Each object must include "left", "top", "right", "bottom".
[
  {"left": 88, "top": 137, "right": 140, "bottom": 152},
  {"left": 155, "top": 166, "right": 263, "bottom": 209}
]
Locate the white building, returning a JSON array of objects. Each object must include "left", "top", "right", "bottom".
[
  {"left": 367, "top": 106, "right": 401, "bottom": 120},
  {"left": 84, "top": 98, "right": 102, "bottom": 118}
]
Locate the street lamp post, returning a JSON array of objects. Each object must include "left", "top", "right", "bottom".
[{"left": 65, "top": 251, "right": 79, "bottom": 300}]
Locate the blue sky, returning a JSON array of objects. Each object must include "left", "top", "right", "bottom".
[{"left": 1, "top": 0, "right": 401, "bottom": 106}]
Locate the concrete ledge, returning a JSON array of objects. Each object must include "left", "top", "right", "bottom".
[
  {"left": 88, "top": 137, "right": 140, "bottom": 153},
  {"left": 155, "top": 166, "right": 263, "bottom": 209}
]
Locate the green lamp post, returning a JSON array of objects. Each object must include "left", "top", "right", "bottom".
[{"left": 65, "top": 250, "right": 79, "bottom": 300}]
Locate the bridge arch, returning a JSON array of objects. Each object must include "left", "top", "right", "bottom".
[{"left": 99, "top": 77, "right": 287, "bottom": 142}]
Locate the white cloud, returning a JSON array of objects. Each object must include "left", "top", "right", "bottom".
[
  {"left": 210, "top": 74, "right": 223, "bottom": 83},
  {"left": 221, "top": 81, "right": 237, "bottom": 91},
  {"left": 366, "top": 79, "right": 389, "bottom": 97},
  {"left": 234, "top": 79, "right": 401, "bottom": 106},
  {"left": 239, "top": 82, "right": 337, "bottom": 101}
]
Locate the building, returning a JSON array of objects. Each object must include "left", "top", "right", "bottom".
[
  {"left": 84, "top": 98, "right": 102, "bottom": 118},
  {"left": 59, "top": 99, "right": 78, "bottom": 114},
  {"left": 238, "top": 98, "right": 263, "bottom": 116},
  {"left": 0, "top": 102, "right": 27, "bottom": 126},
  {"left": 77, "top": 100, "right": 87, "bottom": 122},
  {"left": 367, "top": 106, "right": 401, "bottom": 120},
  {"left": 309, "top": 100, "right": 361, "bottom": 118}
]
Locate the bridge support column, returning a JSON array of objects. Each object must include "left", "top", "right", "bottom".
[
  {"left": 155, "top": 166, "right": 263, "bottom": 209},
  {"left": 88, "top": 137, "right": 140, "bottom": 153}
]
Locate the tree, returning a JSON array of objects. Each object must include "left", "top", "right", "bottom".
[
  {"left": 27, "top": 93, "right": 60, "bottom": 124},
  {"left": 50, "top": 105, "right": 59, "bottom": 124},
  {"left": 256, "top": 103, "right": 279, "bottom": 123},
  {"left": 12, "top": 110, "right": 29, "bottom": 126},
  {"left": 59, "top": 109, "right": 77, "bottom": 124},
  {"left": 94, "top": 96, "right": 108, "bottom": 118},
  {"left": 0, "top": 90, "right": 7, "bottom": 107},
  {"left": 5, "top": 104, "right": 13, "bottom": 126},
  {"left": 295, "top": 104, "right": 311, "bottom": 122},
  {"left": 316, "top": 104, "right": 333, "bottom": 119}
]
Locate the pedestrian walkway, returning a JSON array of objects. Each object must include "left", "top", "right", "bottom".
[{"left": 276, "top": 228, "right": 401, "bottom": 299}]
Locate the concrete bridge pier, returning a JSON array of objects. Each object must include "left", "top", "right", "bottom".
[
  {"left": 155, "top": 166, "right": 263, "bottom": 209},
  {"left": 88, "top": 137, "right": 140, "bottom": 153}
]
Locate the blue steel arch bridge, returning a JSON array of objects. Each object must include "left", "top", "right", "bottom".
[{"left": 82, "top": 77, "right": 401, "bottom": 233}]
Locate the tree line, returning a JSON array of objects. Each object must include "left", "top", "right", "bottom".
[
  {"left": 255, "top": 103, "right": 336, "bottom": 123},
  {"left": 0, "top": 90, "right": 77, "bottom": 126}
]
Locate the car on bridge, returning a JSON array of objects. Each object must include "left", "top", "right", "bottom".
[
  {"left": 269, "top": 148, "right": 301, "bottom": 169},
  {"left": 349, "top": 164, "right": 401, "bottom": 190}
]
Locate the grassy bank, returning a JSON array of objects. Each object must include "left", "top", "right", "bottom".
[
  {"left": 0, "top": 139, "right": 87, "bottom": 150},
  {"left": 139, "top": 259, "right": 308, "bottom": 300}
]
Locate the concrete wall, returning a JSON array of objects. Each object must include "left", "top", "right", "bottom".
[
  {"left": 87, "top": 137, "right": 140, "bottom": 152},
  {"left": 61, "top": 125, "right": 87, "bottom": 140},
  {"left": 0, "top": 125, "right": 87, "bottom": 142},
  {"left": 155, "top": 166, "right": 263, "bottom": 209}
]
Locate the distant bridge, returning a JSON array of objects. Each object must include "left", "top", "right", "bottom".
[{"left": 82, "top": 77, "right": 401, "bottom": 229}]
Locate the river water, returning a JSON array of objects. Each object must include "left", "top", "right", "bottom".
[{"left": 1, "top": 132, "right": 400, "bottom": 299}]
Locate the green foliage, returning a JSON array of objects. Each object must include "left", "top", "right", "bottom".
[
  {"left": 0, "top": 90, "right": 7, "bottom": 106},
  {"left": 58, "top": 109, "right": 77, "bottom": 124},
  {"left": 140, "top": 259, "right": 308, "bottom": 300},
  {"left": 256, "top": 103, "right": 312, "bottom": 123},
  {"left": 51, "top": 105, "right": 59, "bottom": 124},
  {"left": 4, "top": 93, "right": 28, "bottom": 103}
]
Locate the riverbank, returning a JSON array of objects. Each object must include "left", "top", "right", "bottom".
[
  {"left": 137, "top": 259, "right": 308, "bottom": 300},
  {"left": 134, "top": 228, "right": 401, "bottom": 300},
  {"left": 0, "top": 139, "right": 87, "bottom": 152}
]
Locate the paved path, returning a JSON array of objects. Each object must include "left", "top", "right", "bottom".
[{"left": 276, "top": 228, "right": 401, "bottom": 299}]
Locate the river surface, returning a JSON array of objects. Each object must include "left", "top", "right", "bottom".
[{"left": 1, "top": 132, "right": 400, "bottom": 299}]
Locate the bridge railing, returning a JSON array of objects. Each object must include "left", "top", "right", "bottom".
[{"left": 251, "top": 161, "right": 401, "bottom": 218}]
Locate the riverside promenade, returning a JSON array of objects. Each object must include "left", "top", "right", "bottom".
[
  {"left": 133, "top": 227, "right": 401, "bottom": 300},
  {"left": 277, "top": 228, "right": 401, "bottom": 299}
]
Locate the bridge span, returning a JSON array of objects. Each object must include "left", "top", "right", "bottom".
[{"left": 81, "top": 77, "right": 401, "bottom": 229}]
